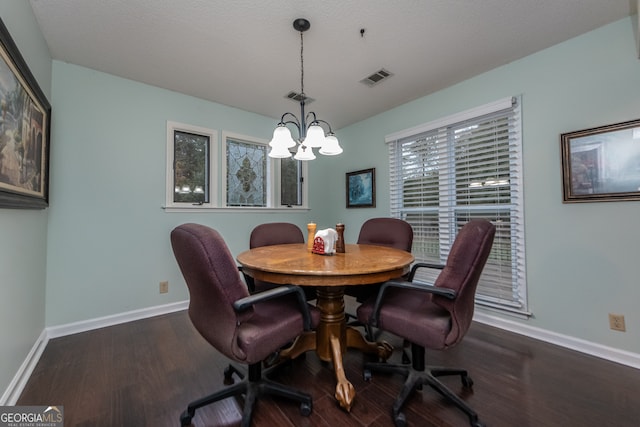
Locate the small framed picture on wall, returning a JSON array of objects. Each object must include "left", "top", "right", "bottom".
[{"left": 346, "top": 168, "right": 375, "bottom": 208}]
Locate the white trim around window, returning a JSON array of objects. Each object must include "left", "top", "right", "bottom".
[
  {"left": 387, "top": 96, "right": 529, "bottom": 317},
  {"left": 222, "top": 131, "right": 309, "bottom": 209},
  {"left": 222, "top": 131, "right": 272, "bottom": 208},
  {"left": 165, "top": 121, "right": 218, "bottom": 209},
  {"left": 163, "top": 122, "right": 309, "bottom": 212}
]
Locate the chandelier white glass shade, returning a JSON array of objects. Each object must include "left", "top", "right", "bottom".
[{"left": 268, "top": 18, "right": 343, "bottom": 161}]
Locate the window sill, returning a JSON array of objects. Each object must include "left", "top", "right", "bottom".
[{"left": 162, "top": 206, "right": 310, "bottom": 213}]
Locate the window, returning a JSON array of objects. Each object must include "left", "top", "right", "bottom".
[
  {"left": 166, "top": 121, "right": 217, "bottom": 208},
  {"left": 166, "top": 124, "right": 307, "bottom": 210},
  {"left": 280, "top": 156, "right": 303, "bottom": 206},
  {"left": 222, "top": 132, "right": 306, "bottom": 208},
  {"left": 387, "top": 97, "right": 528, "bottom": 316},
  {"left": 225, "top": 136, "right": 268, "bottom": 207}
]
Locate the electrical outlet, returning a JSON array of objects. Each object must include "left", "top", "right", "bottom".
[
  {"left": 608, "top": 313, "right": 626, "bottom": 332},
  {"left": 159, "top": 281, "right": 169, "bottom": 294}
]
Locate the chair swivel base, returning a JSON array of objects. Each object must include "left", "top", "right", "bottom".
[
  {"left": 364, "top": 344, "right": 483, "bottom": 427},
  {"left": 180, "top": 362, "right": 312, "bottom": 427}
]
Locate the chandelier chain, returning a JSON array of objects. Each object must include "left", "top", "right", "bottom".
[{"left": 300, "top": 31, "right": 304, "bottom": 98}]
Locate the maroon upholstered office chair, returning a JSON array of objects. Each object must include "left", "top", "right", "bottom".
[
  {"left": 345, "top": 217, "right": 413, "bottom": 303},
  {"left": 357, "top": 219, "right": 495, "bottom": 427},
  {"left": 249, "top": 222, "right": 305, "bottom": 249},
  {"left": 244, "top": 222, "right": 316, "bottom": 300},
  {"left": 171, "top": 223, "right": 320, "bottom": 427}
]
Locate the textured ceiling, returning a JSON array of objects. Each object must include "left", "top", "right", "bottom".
[{"left": 29, "top": 0, "right": 636, "bottom": 130}]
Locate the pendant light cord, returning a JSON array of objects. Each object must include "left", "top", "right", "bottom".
[{"left": 300, "top": 31, "right": 304, "bottom": 98}]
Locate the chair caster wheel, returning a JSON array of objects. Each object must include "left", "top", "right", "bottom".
[
  {"left": 363, "top": 369, "right": 372, "bottom": 382},
  {"left": 461, "top": 374, "right": 474, "bottom": 388},
  {"left": 472, "top": 421, "right": 485, "bottom": 427},
  {"left": 300, "top": 400, "right": 312, "bottom": 416},
  {"left": 179, "top": 410, "right": 194, "bottom": 426},
  {"left": 393, "top": 411, "right": 407, "bottom": 427},
  {"left": 223, "top": 366, "right": 236, "bottom": 385}
]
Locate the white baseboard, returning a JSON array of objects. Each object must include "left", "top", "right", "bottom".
[
  {"left": 0, "top": 329, "right": 48, "bottom": 406},
  {"left": 1, "top": 300, "right": 189, "bottom": 404},
  {"left": 474, "top": 311, "right": 640, "bottom": 369},
  {"left": 4, "top": 300, "right": 636, "bottom": 406},
  {"left": 46, "top": 300, "right": 189, "bottom": 339}
]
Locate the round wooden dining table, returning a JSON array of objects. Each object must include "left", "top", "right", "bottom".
[{"left": 236, "top": 243, "right": 414, "bottom": 411}]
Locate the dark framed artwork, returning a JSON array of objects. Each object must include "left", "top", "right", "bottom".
[
  {"left": 561, "top": 119, "right": 640, "bottom": 203},
  {"left": 346, "top": 168, "right": 375, "bottom": 208},
  {"left": 0, "top": 18, "right": 51, "bottom": 209}
]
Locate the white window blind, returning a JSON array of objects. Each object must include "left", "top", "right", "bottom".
[{"left": 387, "top": 97, "right": 528, "bottom": 315}]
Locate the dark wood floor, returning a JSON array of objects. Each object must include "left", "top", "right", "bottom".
[{"left": 18, "top": 308, "right": 640, "bottom": 427}]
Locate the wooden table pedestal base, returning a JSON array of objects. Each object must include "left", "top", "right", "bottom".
[{"left": 277, "top": 286, "right": 393, "bottom": 411}]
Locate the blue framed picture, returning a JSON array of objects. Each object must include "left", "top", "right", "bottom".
[{"left": 346, "top": 168, "right": 375, "bottom": 208}]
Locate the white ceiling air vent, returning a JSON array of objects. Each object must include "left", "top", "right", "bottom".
[
  {"left": 285, "top": 91, "right": 314, "bottom": 104},
  {"left": 360, "top": 68, "right": 393, "bottom": 87}
]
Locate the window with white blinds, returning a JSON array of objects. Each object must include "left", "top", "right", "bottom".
[{"left": 387, "top": 97, "right": 528, "bottom": 316}]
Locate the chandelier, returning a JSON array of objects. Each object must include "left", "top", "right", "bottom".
[{"left": 268, "top": 18, "right": 343, "bottom": 161}]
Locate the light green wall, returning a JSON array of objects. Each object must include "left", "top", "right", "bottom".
[
  {"left": 47, "top": 17, "right": 640, "bottom": 353},
  {"left": 3, "top": 5, "right": 639, "bottom": 399},
  {"left": 0, "top": 1, "right": 51, "bottom": 401},
  {"left": 45, "top": 62, "right": 319, "bottom": 325},
  {"left": 313, "top": 17, "right": 640, "bottom": 353}
]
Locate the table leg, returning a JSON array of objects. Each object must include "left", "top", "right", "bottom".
[
  {"left": 315, "top": 286, "right": 357, "bottom": 411},
  {"left": 278, "top": 285, "right": 391, "bottom": 412},
  {"left": 330, "top": 334, "right": 355, "bottom": 411},
  {"left": 345, "top": 326, "right": 393, "bottom": 360},
  {"left": 277, "top": 331, "right": 316, "bottom": 360}
]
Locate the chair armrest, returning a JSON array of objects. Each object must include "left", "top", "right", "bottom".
[
  {"left": 407, "top": 262, "right": 445, "bottom": 281},
  {"left": 233, "top": 284, "right": 312, "bottom": 330},
  {"left": 369, "top": 280, "right": 456, "bottom": 328}
]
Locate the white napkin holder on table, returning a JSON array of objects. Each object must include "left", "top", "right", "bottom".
[{"left": 312, "top": 228, "right": 337, "bottom": 255}]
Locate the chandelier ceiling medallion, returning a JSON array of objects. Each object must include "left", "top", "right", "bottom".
[{"left": 268, "top": 18, "right": 343, "bottom": 161}]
